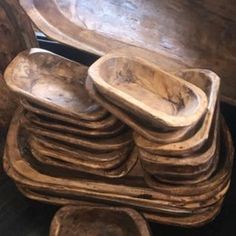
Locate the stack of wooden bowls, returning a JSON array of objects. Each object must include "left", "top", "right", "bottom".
[
  {"left": 3, "top": 49, "right": 234, "bottom": 227},
  {"left": 4, "top": 48, "right": 136, "bottom": 178},
  {"left": 87, "top": 53, "right": 220, "bottom": 183},
  {"left": 86, "top": 53, "right": 233, "bottom": 222}
]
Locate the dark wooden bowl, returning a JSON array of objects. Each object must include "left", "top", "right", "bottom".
[{"left": 49, "top": 206, "right": 151, "bottom": 236}]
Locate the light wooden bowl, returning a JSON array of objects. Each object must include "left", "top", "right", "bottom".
[
  {"left": 88, "top": 53, "right": 208, "bottom": 129},
  {"left": 134, "top": 69, "right": 220, "bottom": 156},
  {"left": 25, "top": 111, "right": 125, "bottom": 138},
  {"left": 21, "top": 99, "right": 119, "bottom": 131},
  {"left": 86, "top": 77, "right": 196, "bottom": 144},
  {"left": 29, "top": 136, "right": 132, "bottom": 171},
  {"left": 4, "top": 48, "right": 108, "bottom": 121}
]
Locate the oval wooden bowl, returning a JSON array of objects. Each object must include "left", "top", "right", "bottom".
[
  {"left": 49, "top": 205, "right": 151, "bottom": 236},
  {"left": 143, "top": 118, "right": 234, "bottom": 196},
  {"left": 139, "top": 106, "right": 219, "bottom": 176},
  {"left": 134, "top": 70, "right": 220, "bottom": 156},
  {"left": 28, "top": 135, "right": 132, "bottom": 171},
  {"left": 89, "top": 54, "right": 208, "bottom": 129},
  {"left": 29, "top": 134, "right": 131, "bottom": 163},
  {"left": 21, "top": 99, "right": 120, "bottom": 131},
  {"left": 21, "top": 118, "right": 133, "bottom": 153},
  {"left": 16, "top": 185, "right": 224, "bottom": 228},
  {"left": 29, "top": 144, "right": 137, "bottom": 179},
  {"left": 4, "top": 48, "right": 108, "bottom": 121},
  {"left": 25, "top": 111, "right": 126, "bottom": 138},
  {"left": 86, "top": 77, "right": 196, "bottom": 144}
]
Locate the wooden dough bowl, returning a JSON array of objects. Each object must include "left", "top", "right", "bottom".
[
  {"left": 86, "top": 77, "right": 197, "bottom": 144},
  {"left": 19, "top": 0, "right": 236, "bottom": 106},
  {"left": 134, "top": 103, "right": 219, "bottom": 157},
  {"left": 88, "top": 53, "right": 208, "bottom": 130},
  {"left": 86, "top": 68, "right": 219, "bottom": 144},
  {"left": 4, "top": 48, "right": 109, "bottom": 121},
  {"left": 21, "top": 99, "right": 120, "bottom": 131},
  {"left": 15, "top": 185, "right": 224, "bottom": 228},
  {"left": 3, "top": 108, "right": 234, "bottom": 227},
  {"left": 25, "top": 111, "right": 126, "bottom": 138},
  {"left": 139, "top": 105, "right": 219, "bottom": 177},
  {"left": 29, "top": 135, "right": 133, "bottom": 171},
  {"left": 49, "top": 206, "right": 151, "bottom": 236},
  {"left": 21, "top": 118, "right": 133, "bottom": 153}
]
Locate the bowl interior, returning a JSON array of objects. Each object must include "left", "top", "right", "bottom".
[
  {"left": 99, "top": 57, "right": 200, "bottom": 117},
  {"left": 55, "top": 208, "right": 142, "bottom": 236}
]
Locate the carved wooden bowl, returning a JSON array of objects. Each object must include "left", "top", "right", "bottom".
[
  {"left": 25, "top": 112, "right": 125, "bottom": 138},
  {"left": 29, "top": 136, "right": 132, "bottom": 171},
  {"left": 49, "top": 206, "right": 151, "bottom": 236},
  {"left": 86, "top": 77, "right": 196, "bottom": 144},
  {"left": 21, "top": 99, "right": 119, "bottom": 131},
  {"left": 15, "top": 183, "right": 225, "bottom": 228},
  {"left": 134, "top": 70, "right": 220, "bottom": 156},
  {"left": 21, "top": 119, "right": 133, "bottom": 153},
  {"left": 88, "top": 54, "right": 208, "bottom": 129},
  {"left": 4, "top": 48, "right": 108, "bottom": 121}
]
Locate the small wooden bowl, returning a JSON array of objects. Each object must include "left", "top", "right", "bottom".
[
  {"left": 28, "top": 135, "right": 132, "bottom": 171},
  {"left": 25, "top": 111, "right": 125, "bottom": 138},
  {"left": 134, "top": 69, "right": 220, "bottom": 156},
  {"left": 29, "top": 134, "right": 131, "bottom": 163},
  {"left": 86, "top": 77, "right": 196, "bottom": 143},
  {"left": 16, "top": 183, "right": 225, "bottom": 228},
  {"left": 21, "top": 99, "right": 119, "bottom": 131},
  {"left": 139, "top": 106, "right": 219, "bottom": 175},
  {"left": 21, "top": 116, "right": 133, "bottom": 153},
  {"left": 89, "top": 53, "right": 208, "bottom": 129},
  {"left": 4, "top": 48, "right": 107, "bottom": 121},
  {"left": 49, "top": 205, "right": 151, "bottom": 236}
]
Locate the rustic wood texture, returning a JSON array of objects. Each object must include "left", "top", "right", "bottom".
[
  {"left": 49, "top": 206, "right": 151, "bottom": 236},
  {"left": 21, "top": 99, "right": 119, "bottom": 130},
  {"left": 3, "top": 107, "right": 234, "bottom": 227},
  {"left": 25, "top": 112, "right": 125, "bottom": 138},
  {"left": 0, "top": 0, "right": 37, "bottom": 129},
  {"left": 89, "top": 53, "right": 208, "bottom": 129},
  {"left": 86, "top": 77, "right": 196, "bottom": 143},
  {"left": 19, "top": 0, "right": 236, "bottom": 105},
  {"left": 4, "top": 48, "right": 109, "bottom": 121}
]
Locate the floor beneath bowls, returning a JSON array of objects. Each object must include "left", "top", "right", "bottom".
[{"left": 1, "top": 37, "right": 236, "bottom": 236}]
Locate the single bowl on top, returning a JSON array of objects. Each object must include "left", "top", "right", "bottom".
[{"left": 88, "top": 53, "right": 208, "bottom": 130}]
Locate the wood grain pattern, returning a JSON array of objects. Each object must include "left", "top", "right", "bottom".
[
  {"left": 19, "top": 0, "right": 236, "bottom": 105},
  {"left": 4, "top": 48, "right": 108, "bottom": 121},
  {"left": 3, "top": 107, "right": 234, "bottom": 227},
  {"left": 89, "top": 53, "right": 208, "bottom": 129}
]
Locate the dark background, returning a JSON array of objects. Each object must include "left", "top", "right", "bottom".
[{"left": 1, "top": 37, "right": 236, "bottom": 236}]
